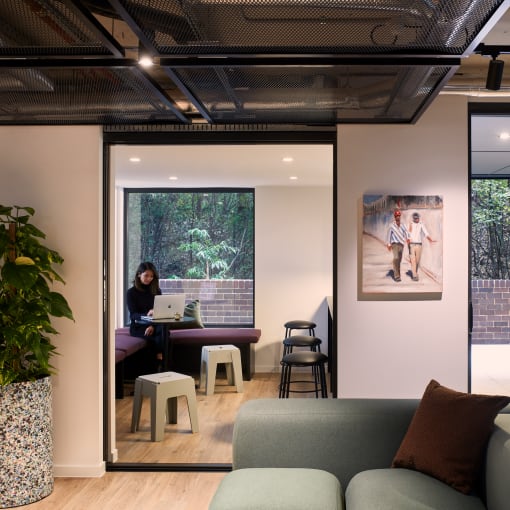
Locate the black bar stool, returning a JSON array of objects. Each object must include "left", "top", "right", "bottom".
[
  {"left": 284, "top": 320, "right": 316, "bottom": 338},
  {"left": 283, "top": 335, "right": 322, "bottom": 355},
  {"left": 279, "top": 351, "right": 328, "bottom": 398}
]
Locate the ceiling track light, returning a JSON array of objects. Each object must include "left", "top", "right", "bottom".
[
  {"left": 486, "top": 56, "right": 504, "bottom": 91},
  {"left": 475, "top": 45, "right": 509, "bottom": 91}
]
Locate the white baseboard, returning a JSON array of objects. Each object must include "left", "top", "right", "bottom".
[{"left": 53, "top": 462, "right": 106, "bottom": 478}]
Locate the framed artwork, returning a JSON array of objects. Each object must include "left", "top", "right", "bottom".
[{"left": 362, "top": 194, "right": 443, "bottom": 294}]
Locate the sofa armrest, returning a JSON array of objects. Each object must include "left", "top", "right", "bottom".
[
  {"left": 485, "top": 414, "right": 510, "bottom": 510},
  {"left": 232, "top": 398, "right": 418, "bottom": 490}
]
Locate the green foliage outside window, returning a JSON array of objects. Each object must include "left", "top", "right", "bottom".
[
  {"left": 471, "top": 179, "right": 510, "bottom": 279},
  {"left": 126, "top": 190, "right": 254, "bottom": 281}
]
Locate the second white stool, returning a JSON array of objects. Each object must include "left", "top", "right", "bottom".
[
  {"left": 131, "top": 371, "right": 199, "bottom": 442},
  {"left": 200, "top": 345, "right": 244, "bottom": 396}
]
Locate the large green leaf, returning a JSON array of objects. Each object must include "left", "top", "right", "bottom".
[
  {"left": 0, "top": 204, "right": 74, "bottom": 385},
  {"left": 2, "top": 262, "right": 39, "bottom": 289}
]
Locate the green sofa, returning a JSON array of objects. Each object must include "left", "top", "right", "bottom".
[{"left": 210, "top": 398, "right": 510, "bottom": 510}]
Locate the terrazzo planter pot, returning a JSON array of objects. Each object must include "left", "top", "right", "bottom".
[{"left": 0, "top": 377, "right": 53, "bottom": 508}]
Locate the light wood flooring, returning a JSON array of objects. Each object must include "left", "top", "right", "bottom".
[
  {"left": 23, "top": 471, "right": 227, "bottom": 510},
  {"left": 115, "top": 370, "right": 326, "bottom": 464},
  {"left": 25, "top": 371, "right": 324, "bottom": 510}
]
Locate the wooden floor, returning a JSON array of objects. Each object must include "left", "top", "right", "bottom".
[
  {"left": 25, "top": 371, "right": 324, "bottom": 510},
  {"left": 24, "top": 471, "right": 227, "bottom": 510},
  {"left": 116, "top": 371, "right": 321, "bottom": 464}
]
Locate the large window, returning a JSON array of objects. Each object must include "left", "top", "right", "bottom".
[
  {"left": 471, "top": 179, "right": 510, "bottom": 279},
  {"left": 125, "top": 188, "right": 255, "bottom": 326}
]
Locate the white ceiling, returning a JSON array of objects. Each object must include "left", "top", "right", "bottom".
[
  {"left": 472, "top": 116, "right": 510, "bottom": 175},
  {"left": 112, "top": 144, "right": 333, "bottom": 188},
  {"left": 111, "top": 123, "right": 509, "bottom": 185}
]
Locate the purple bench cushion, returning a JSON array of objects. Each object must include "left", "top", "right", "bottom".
[
  {"left": 170, "top": 328, "right": 261, "bottom": 345},
  {"left": 115, "top": 349, "right": 126, "bottom": 363},
  {"left": 115, "top": 328, "right": 148, "bottom": 356}
]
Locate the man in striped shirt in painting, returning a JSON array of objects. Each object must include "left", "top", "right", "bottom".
[{"left": 386, "top": 209, "right": 409, "bottom": 282}]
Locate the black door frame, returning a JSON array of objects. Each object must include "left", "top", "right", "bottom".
[
  {"left": 468, "top": 103, "right": 510, "bottom": 392},
  {"left": 102, "top": 128, "right": 339, "bottom": 471}
]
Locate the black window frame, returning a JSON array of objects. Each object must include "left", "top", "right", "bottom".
[{"left": 123, "top": 186, "right": 255, "bottom": 327}]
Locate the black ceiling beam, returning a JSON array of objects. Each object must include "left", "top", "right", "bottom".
[
  {"left": 107, "top": 0, "right": 159, "bottom": 56},
  {"left": 160, "top": 56, "right": 461, "bottom": 67},
  {"left": 162, "top": 67, "right": 212, "bottom": 123},
  {"left": 475, "top": 44, "right": 510, "bottom": 57},
  {"left": 131, "top": 68, "right": 190, "bottom": 124},
  {"left": 67, "top": 0, "right": 126, "bottom": 58},
  {"left": 0, "top": 58, "right": 138, "bottom": 68}
]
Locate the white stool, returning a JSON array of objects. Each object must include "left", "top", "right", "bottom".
[
  {"left": 199, "top": 345, "right": 244, "bottom": 396},
  {"left": 131, "top": 371, "right": 199, "bottom": 442}
]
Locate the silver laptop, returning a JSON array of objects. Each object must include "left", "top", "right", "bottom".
[{"left": 142, "top": 294, "right": 186, "bottom": 321}]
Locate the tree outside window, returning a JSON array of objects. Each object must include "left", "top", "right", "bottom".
[{"left": 125, "top": 189, "right": 254, "bottom": 326}]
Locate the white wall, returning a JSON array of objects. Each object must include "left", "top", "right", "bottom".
[
  {"left": 0, "top": 94, "right": 473, "bottom": 475},
  {"left": 255, "top": 186, "right": 333, "bottom": 371},
  {"left": 337, "top": 94, "right": 470, "bottom": 398},
  {"left": 0, "top": 126, "right": 104, "bottom": 476}
]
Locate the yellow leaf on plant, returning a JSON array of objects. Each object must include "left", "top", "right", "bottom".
[{"left": 15, "top": 256, "right": 35, "bottom": 265}]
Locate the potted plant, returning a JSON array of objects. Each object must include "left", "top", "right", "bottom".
[{"left": 0, "top": 205, "right": 74, "bottom": 508}]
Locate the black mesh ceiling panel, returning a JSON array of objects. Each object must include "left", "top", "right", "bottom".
[
  {"left": 164, "top": 61, "right": 457, "bottom": 123},
  {"left": 0, "top": 64, "right": 186, "bottom": 124},
  {"left": 0, "top": 0, "right": 506, "bottom": 124},
  {"left": 0, "top": 0, "right": 123, "bottom": 57},
  {"left": 108, "top": 0, "right": 505, "bottom": 55}
]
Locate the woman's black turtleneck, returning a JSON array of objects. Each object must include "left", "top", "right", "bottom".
[{"left": 126, "top": 284, "right": 161, "bottom": 336}]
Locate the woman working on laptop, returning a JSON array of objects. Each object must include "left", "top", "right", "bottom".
[{"left": 126, "top": 261, "right": 164, "bottom": 368}]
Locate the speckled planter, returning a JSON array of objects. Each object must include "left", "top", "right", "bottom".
[{"left": 0, "top": 377, "right": 53, "bottom": 508}]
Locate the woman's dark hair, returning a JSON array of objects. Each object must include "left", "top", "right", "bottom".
[{"left": 133, "top": 261, "right": 161, "bottom": 294}]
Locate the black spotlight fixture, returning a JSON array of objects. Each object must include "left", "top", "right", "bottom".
[{"left": 486, "top": 55, "right": 505, "bottom": 90}]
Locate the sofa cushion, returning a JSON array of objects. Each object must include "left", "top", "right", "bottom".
[
  {"left": 165, "top": 299, "right": 205, "bottom": 330},
  {"left": 392, "top": 379, "right": 510, "bottom": 494},
  {"left": 486, "top": 414, "right": 510, "bottom": 510},
  {"left": 210, "top": 468, "right": 344, "bottom": 510},
  {"left": 346, "top": 469, "right": 486, "bottom": 510}
]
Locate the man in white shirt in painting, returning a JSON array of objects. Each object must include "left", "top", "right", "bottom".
[{"left": 408, "top": 211, "right": 435, "bottom": 282}]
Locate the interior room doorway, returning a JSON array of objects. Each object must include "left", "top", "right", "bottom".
[
  {"left": 470, "top": 110, "right": 510, "bottom": 396},
  {"left": 105, "top": 131, "right": 336, "bottom": 468}
]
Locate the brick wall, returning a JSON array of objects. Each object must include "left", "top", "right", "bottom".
[
  {"left": 159, "top": 279, "right": 254, "bottom": 325},
  {"left": 471, "top": 280, "right": 510, "bottom": 344}
]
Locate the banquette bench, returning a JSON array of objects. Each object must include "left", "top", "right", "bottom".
[
  {"left": 115, "top": 327, "right": 148, "bottom": 399},
  {"left": 115, "top": 326, "right": 261, "bottom": 398},
  {"left": 169, "top": 328, "right": 261, "bottom": 381}
]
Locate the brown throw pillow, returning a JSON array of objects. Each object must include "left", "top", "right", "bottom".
[{"left": 392, "top": 379, "right": 510, "bottom": 494}]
